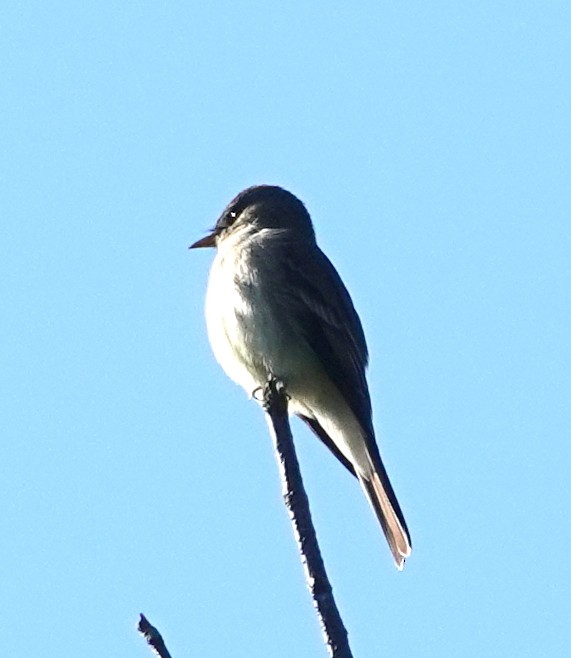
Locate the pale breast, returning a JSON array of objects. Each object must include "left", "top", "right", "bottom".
[{"left": 205, "top": 234, "right": 280, "bottom": 393}]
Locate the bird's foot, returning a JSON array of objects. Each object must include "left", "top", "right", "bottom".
[{"left": 253, "top": 375, "right": 289, "bottom": 411}]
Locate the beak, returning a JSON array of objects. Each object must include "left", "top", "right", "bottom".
[{"left": 189, "top": 231, "right": 217, "bottom": 249}]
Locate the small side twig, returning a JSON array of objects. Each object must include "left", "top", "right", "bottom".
[
  {"left": 262, "top": 377, "right": 353, "bottom": 658},
  {"left": 138, "top": 614, "right": 173, "bottom": 658}
]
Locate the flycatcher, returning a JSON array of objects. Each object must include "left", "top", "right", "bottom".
[{"left": 190, "top": 185, "right": 411, "bottom": 569}]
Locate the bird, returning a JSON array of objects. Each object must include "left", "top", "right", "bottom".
[{"left": 190, "top": 185, "right": 411, "bottom": 569}]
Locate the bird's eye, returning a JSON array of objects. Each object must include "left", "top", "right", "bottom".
[
  {"left": 223, "top": 210, "right": 238, "bottom": 227},
  {"left": 218, "top": 209, "right": 238, "bottom": 231}
]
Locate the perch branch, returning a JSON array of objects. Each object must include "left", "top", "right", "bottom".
[
  {"left": 138, "top": 614, "right": 173, "bottom": 658},
  {"left": 262, "top": 377, "right": 353, "bottom": 658}
]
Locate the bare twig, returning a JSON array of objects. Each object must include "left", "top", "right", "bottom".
[
  {"left": 262, "top": 377, "right": 353, "bottom": 658},
  {"left": 138, "top": 614, "right": 173, "bottom": 658}
]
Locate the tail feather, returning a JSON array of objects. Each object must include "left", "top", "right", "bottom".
[{"left": 359, "top": 471, "right": 412, "bottom": 570}]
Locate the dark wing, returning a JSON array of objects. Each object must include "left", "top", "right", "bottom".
[
  {"left": 272, "top": 239, "right": 382, "bottom": 468},
  {"left": 268, "top": 238, "right": 411, "bottom": 556}
]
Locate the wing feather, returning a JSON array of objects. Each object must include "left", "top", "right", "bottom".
[{"left": 272, "top": 239, "right": 378, "bottom": 451}]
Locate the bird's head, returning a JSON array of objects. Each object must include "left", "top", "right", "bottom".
[{"left": 189, "top": 185, "right": 315, "bottom": 249}]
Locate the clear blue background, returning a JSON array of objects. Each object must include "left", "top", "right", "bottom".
[{"left": 2, "top": 2, "right": 569, "bottom": 656}]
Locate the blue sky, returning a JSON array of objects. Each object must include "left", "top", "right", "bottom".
[{"left": 1, "top": 2, "right": 570, "bottom": 656}]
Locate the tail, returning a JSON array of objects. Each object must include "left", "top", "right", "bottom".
[{"left": 358, "top": 467, "right": 412, "bottom": 570}]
